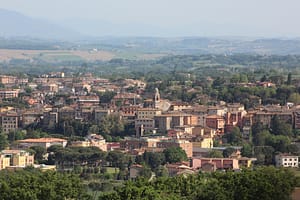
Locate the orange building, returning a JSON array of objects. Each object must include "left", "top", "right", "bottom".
[{"left": 205, "top": 115, "right": 225, "bottom": 134}]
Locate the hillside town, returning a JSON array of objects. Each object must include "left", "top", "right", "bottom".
[{"left": 0, "top": 72, "right": 299, "bottom": 177}]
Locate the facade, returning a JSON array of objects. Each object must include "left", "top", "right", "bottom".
[
  {"left": 0, "top": 154, "right": 10, "bottom": 170},
  {"left": 294, "top": 111, "right": 300, "bottom": 129},
  {"left": 0, "top": 89, "right": 19, "bottom": 99},
  {"left": 136, "top": 108, "right": 162, "bottom": 119},
  {"left": 70, "top": 134, "right": 107, "bottom": 151},
  {"left": 0, "top": 112, "right": 19, "bottom": 133},
  {"left": 205, "top": 115, "right": 225, "bottom": 134},
  {"left": 77, "top": 95, "right": 100, "bottom": 107},
  {"left": 0, "top": 75, "right": 16, "bottom": 85},
  {"left": 275, "top": 154, "right": 299, "bottom": 168},
  {"left": 192, "top": 157, "right": 240, "bottom": 170},
  {"left": 42, "top": 108, "right": 58, "bottom": 129},
  {"left": 154, "top": 113, "right": 198, "bottom": 133},
  {"left": 1, "top": 150, "right": 34, "bottom": 168}
]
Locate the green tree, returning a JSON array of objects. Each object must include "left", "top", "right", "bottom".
[
  {"left": 241, "top": 143, "right": 253, "bottom": 157},
  {"left": 99, "top": 114, "right": 125, "bottom": 136},
  {"left": 225, "top": 127, "right": 242, "bottom": 145},
  {"left": 288, "top": 92, "right": 300, "bottom": 105},
  {"left": 142, "top": 151, "right": 165, "bottom": 170},
  {"left": 8, "top": 130, "right": 25, "bottom": 142},
  {"left": 253, "top": 130, "right": 271, "bottom": 146},
  {"left": 208, "top": 150, "right": 223, "bottom": 158},
  {"left": 223, "top": 147, "right": 236, "bottom": 158},
  {"left": 30, "top": 146, "right": 46, "bottom": 163},
  {"left": 287, "top": 72, "right": 292, "bottom": 85},
  {"left": 270, "top": 115, "right": 293, "bottom": 136},
  {"left": 106, "top": 151, "right": 130, "bottom": 170},
  {"left": 0, "top": 132, "right": 8, "bottom": 150},
  {"left": 138, "top": 166, "right": 152, "bottom": 179},
  {"left": 0, "top": 170, "right": 91, "bottom": 200},
  {"left": 155, "top": 165, "right": 169, "bottom": 177},
  {"left": 163, "top": 147, "right": 187, "bottom": 163}
]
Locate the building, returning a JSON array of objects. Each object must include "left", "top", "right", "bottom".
[
  {"left": 0, "top": 154, "right": 10, "bottom": 170},
  {"left": 70, "top": 134, "right": 107, "bottom": 151},
  {"left": 154, "top": 113, "right": 198, "bottom": 133},
  {"left": 21, "top": 110, "right": 42, "bottom": 127},
  {"left": 208, "top": 106, "right": 226, "bottom": 116},
  {"left": 156, "top": 139, "right": 193, "bottom": 158},
  {"left": 294, "top": 110, "right": 300, "bottom": 129},
  {"left": 192, "top": 157, "right": 240, "bottom": 170},
  {"left": 166, "top": 162, "right": 195, "bottom": 177},
  {"left": 120, "top": 137, "right": 160, "bottom": 150},
  {"left": 0, "top": 89, "right": 19, "bottom": 100},
  {"left": 129, "top": 164, "right": 143, "bottom": 179},
  {"left": 1, "top": 150, "right": 34, "bottom": 168},
  {"left": 42, "top": 108, "right": 58, "bottom": 129},
  {"left": 275, "top": 154, "right": 299, "bottom": 168},
  {"left": 94, "top": 108, "right": 114, "bottom": 124},
  {"left": 205, "top": 115, "right": 225, "bottom": 134},
  {"left": 136, "top": 108, "right": 162, "bottom": 119},
  {"left": 0, "top": 111, "right": 19, "bottom": 133},
  {"left": 77, "top": 95, "right": 100, "bottom": 107},
  {"left": 135, "top": 118, "right": 155, "bottom": 137},
  {"left": 17, "top": 138, "right": 68, "bottom": 149},
  {"left": 0, "top": 75, "right": 16, "bottom": 85}
]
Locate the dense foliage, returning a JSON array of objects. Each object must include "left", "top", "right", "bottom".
[
  {"left": 99, "top": 167, "right": 298, "bottom": 200},
  {"left": 0, "top": 170, "right": 90, "bottom": 200}
]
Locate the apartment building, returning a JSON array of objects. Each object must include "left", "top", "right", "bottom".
[
  {"left": 1, "top": 150, "right": 34, "bottom": 168},
  {"left": 0, "top": 89, "right": 19, "bottom": 100},
  {"left": 275, "top": 154, "right": 299, "bottom": 168},
  {"left": 0, "top": 111, "right": 19, "bottom": 133}
]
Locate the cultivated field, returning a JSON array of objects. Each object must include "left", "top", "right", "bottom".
[
  {"left": 0, "top": 49, "right": 115, "bottom": 62},
  {"left": 0, "top": 49, "right": 165, "bottom": 62}
]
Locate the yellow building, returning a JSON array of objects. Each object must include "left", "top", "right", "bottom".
[
  {"left": 0, "top": 154, "right": 10, "bottom": 170},
  {"left": 192, "top": 136, "right": 213, "bottom": 148},
  {"left": 136, "top": 108, "right": 162, "bottom": 119},
  {"left": 1, "top": 150, "right": 34, "bottom": 168}
]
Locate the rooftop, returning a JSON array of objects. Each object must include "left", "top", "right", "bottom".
[{"left": 18, "top": 138, "right": 67, "bottom": 143}]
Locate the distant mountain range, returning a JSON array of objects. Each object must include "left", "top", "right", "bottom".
[
  {"left": 0, "top": 9, "right": 82, "bottom": 40},
  {"left": 2, "top": 9, "right": 300, "bottom": 55}
]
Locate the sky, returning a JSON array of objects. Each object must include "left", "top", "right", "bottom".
[{"left": 1, "top": 0, "right": 300, "bottom": 37}]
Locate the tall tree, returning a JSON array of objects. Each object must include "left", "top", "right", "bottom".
[
  {"left": 163, "top": 147, "right": 187, "bottom": 163},
  {"left": 0, "top": 133, "right": 8, "bottom": 150}
]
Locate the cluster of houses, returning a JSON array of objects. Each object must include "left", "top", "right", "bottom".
[{"left": 0, "top": 73, "right": 300, "bottom": 174}]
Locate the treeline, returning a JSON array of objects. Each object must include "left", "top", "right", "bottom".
[
  {"left": 0, "top": 169, "right": 90, "bottom": 200},
  {"left": 99, "top": 167, "right": 298, "bottom": 200}
]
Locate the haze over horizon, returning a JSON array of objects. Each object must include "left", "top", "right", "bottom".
[{"left": 1, "top": 0, "right": 300, "bottom": 38}]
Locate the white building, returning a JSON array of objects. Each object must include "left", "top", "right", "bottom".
[{"left": 275, "top": 154, "right": 298, "bottom": 168}]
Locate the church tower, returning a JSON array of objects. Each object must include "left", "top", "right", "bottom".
[{"left": 153, "top": 88, "right": 160, "bottom": 108}]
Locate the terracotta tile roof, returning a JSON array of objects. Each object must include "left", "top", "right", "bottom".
[{"left": 18, "top": 138, "right": 67, "bottom": 143}]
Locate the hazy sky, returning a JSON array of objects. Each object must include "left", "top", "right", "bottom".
[{"left": 1, "top": 0, "right": 299, "bottom": 37}]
